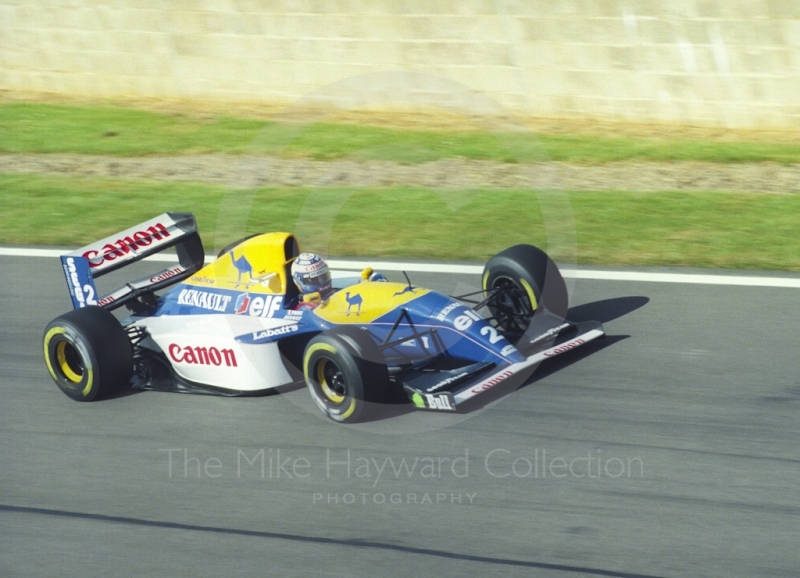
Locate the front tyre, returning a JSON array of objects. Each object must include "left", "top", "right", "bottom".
[
  {"left": 483, "top": 244, "right": 569, "bottom": 334},
  {"left": 43, "top": 306, "right": 133, "bottom": 401},
  {"left": 303, "top": 326, "right": 390, "bottom": 423}
]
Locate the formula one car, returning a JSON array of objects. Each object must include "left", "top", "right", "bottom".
[{"left": 43, "top": 213, "right": 604, "bottom": 423}]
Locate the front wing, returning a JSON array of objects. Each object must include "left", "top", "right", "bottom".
[{"left": 406, "top": 320, "right": 605, "bottom": 411}]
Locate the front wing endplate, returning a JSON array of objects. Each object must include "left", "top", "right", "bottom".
[{"left": 406, "top": 322, "right": 605, "bottom": 411}]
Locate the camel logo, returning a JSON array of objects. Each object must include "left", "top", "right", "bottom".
[
  {"left": 393, "top": 285, "right": 418, "bottom": 297},
  {"left": 229, "top": 251, "right": 253, "bottom": 288},
  {"left": 344, "top": 291, "right": 363, "bottom": 316}
]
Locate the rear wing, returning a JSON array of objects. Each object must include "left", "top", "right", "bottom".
[{"left": 60, "top": 212, "right": 204, "bottom": 311}]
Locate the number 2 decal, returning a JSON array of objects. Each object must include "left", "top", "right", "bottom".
[
  {"left": 83, "top": 284, "right": 98, "bottom": 306},
  {"left": 480, "top": 325, "right": 503, "bottom": 344}
]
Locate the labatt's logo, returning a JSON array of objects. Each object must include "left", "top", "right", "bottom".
[
  {"left": 251, "top": 324, "right": 298, "bottom": 341},
  {"left": 83, "top": 222, "right": 171, "bottom": 268}
]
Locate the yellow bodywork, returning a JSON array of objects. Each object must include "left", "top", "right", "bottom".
[
  {"left": 313, "top": 282, "right": 429, "bottom": 324},
  {"left": 185, "top": 232, "right": 298, "bottom": 294},
  {"left": 180, "top": 233, "right": 428, "bottom": 324}
]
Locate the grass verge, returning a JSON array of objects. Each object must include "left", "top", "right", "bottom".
[
  {"left": 2, "top": 173, "right": 799, "bottom": 271},
  {"left": 3, "top": 103, "right": 800, "bottom": 163}
]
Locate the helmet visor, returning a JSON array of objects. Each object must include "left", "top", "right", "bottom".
[{"left": 299, "top": 269, "right": 331, "bottom": 290}]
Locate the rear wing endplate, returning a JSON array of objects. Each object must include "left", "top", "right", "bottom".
[{"left": 60, "top": 212, "right": 204, "bottom": 311}]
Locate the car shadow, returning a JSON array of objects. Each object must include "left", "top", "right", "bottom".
[
  {"left": 206, "top": 296, "right": 651, "bottom": 422},
  {"left": 567, "top": 296, "right": 649, "bottom": 324},
  {"left": 518, "top": 334, "right": 629, "bottom": 388},
  {"left": 451, "top": 295, "right": 650, "bottom": 415},
  {"left": 362, "top": 334, "right": 629, "bottom": 421},
  {"left": 361, "top": 400, "right": 419, "bottom": 422},
  {"left": 106, "top": 385, "right": 147, "bottom": 400},
  {"left": 455, "top": 334, "right": 629, "bottom": 413}
]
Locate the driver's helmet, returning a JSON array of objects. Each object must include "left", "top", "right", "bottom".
[{"left": 291, "top": 253, "right": 332, "bottom": 298}]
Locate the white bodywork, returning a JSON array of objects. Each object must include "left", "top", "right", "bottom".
[{"left": 134, "top": 314, "right": 297, "bottom": 392}]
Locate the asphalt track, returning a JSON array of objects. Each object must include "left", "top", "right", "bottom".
[{"left": 1, "top": 254, "right": 799, "bottom": 578}]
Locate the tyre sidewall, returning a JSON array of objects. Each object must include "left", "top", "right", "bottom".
[
  {"left": 44, "top": 321, "right": 101, "bottom": 401},
  {"left": 483, "top": 244, "right": 568, "bottom": 320},
  {"left": 303, "top": 327, "right": 391, "bottom": 423},
  {"left": 326, "top": 326, "right": 393, "bottom": 404},
  {"left": 304, "top": 334, "right": 367, "bottom": 423},
  {"left": 43, "top": 306, "right": 133, "bottom": 402}
]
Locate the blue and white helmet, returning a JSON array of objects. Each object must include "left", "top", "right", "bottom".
[{"left": 291, "top": 253, "right": 332, "bottom": 297}]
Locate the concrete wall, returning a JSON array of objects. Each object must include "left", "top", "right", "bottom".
[{"left": 1, "top": 1, "right": 799, "bottom": 129}]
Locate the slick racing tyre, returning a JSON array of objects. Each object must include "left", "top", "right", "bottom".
[
  {"left": 43, "top": 306, "right": 133, "bottom": 401},
  {"left": 303, "top": 326, "right": 390, "bottom": 423},
  {"left": 482, "top": 244, "right": 569, "bottom": 334}
]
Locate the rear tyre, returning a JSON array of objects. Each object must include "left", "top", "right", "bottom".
[
  {"left": 482, "top": 244, "right": 569, "bottom": 334},
  {"left": 303, "top": 326, "right": 390, "bottom": 423},
  {"left": 43, "top": 306, "right": 133, "bottom": 401}
]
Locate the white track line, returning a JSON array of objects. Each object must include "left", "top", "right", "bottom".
[
  {"left": 2, "top": 247, "right": 800, "bottom": 288},
  {"left": 561, "top": 270, "right": 800, "bottom": 288},
  {"left": 326, "top": 259, "right": 483, "bottom": 275}
]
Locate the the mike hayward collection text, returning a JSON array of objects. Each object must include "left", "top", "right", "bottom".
[{"left": 158, "top": 448, "right": 644, "bottom": 482}]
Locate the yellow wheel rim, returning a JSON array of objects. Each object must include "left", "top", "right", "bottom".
[
  {"left": 56, "top": 340, "right": 83, "bottom": 383},
  {"left": 519, "top": 278, "right": 538, "bottom": 311},
  {"left": 317, "top": 358, "right": 345, "bottom": 403}
]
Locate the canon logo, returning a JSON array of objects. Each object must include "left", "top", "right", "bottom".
[
  {"left": 150, "top": 266, "right": 183, "bottom": 283},
  {"left": 97, "top": 295, "right": 116, "bottom": 307},
  {"left": 168, "top": 344, "right": 238, "bottom": 367},
  {"left": 470, "top": 370, "right": 514, "bottom": 394},
  {"left": 83, "top": 223, "right": 171, "bottom": 268},
  {"left": 543, "top": 338, "right": 585, "bottom": 357}
]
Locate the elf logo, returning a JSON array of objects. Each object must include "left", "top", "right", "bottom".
[
  {"left": 234, "top": 293, "right": 283, "bottom": 318},
  {"left": 235, "top": 294, "right": 251, "bottom": 314}
]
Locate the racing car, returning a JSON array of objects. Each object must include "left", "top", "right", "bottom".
[{"left": 43, "top": 212, "right": 605, "bottom": 423}]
